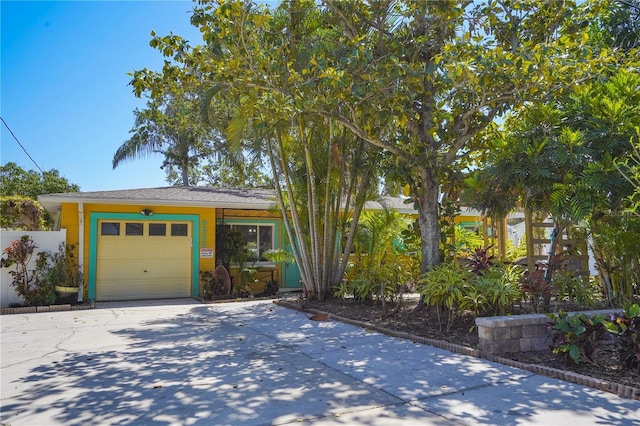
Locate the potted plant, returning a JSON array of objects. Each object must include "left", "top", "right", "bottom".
[{"left": 47, "top": 243, "right": 83, "bottom": 304}]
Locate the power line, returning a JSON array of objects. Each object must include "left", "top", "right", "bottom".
[{"left": 0, "top": 116, "right": 44, "bottom": 173}]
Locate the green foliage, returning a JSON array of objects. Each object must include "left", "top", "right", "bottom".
[
  {"left": 215, "top": 226, "right": 245, "bottom": 272},
  {"left": 417, "top": 263, "right": 472, "bottom": 331},
  {"left": 547, "top": 310, "right": 606, "bottom": 365},
  {"left": 618, "top": 131, "right": 640, "bottom": 216},
  {"left": 476, "top": 264, "right": 523, "bottom": 316},
  {"left": 0, "top": 162, "right": 79, "bottom": 199},
  {"left": 44, "top": 242, "right": 83, "bottom": 289},
  {"left": 0, "top": 163, "right": 79, "bottom": 229},
  {"left": 506, "top": 233, "right": 528, "bottom": 262},
  {"left": 338, "top": 210, "right": 420, "bottom": 304},
  {"left": 603, "top": 303, "right": 640, "bottom": 375},
  {"left": 113, "top": 88, "right": 217, "bottom": 187},
  {"left": 552, "top": 270, "right": 598, "bottom": 310},
  {"left": 0, "top": 236, "right": 56, "bottom": 307},
  {"left": 444, "top": 226, "right": 485, "bottom": 262},
  {"left": 154, "top": 0, "right": 623, "bottom": 288},
  {"left": 1, "top": 196, "right": 47, "bottom": 231},
  {"left": 417, "top": 262, "right": 522, "bottom": 329},
  {"left": 591, "top": 213, "right": 640, "bottom": 306}
]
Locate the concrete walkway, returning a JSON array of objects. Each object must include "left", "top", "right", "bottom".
[{"left": 1, "top": 299, "right": 639, "bottom": 425}]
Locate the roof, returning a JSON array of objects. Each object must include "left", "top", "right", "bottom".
[
  {"left": 38, "top": 186, "right": 481, "bottom": 217},
  {"left": 38, "top": 187, "right": 279, "bottom": 213}
]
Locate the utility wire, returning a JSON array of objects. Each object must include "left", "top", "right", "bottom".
[{"left": 0, "top": 116, "right": 44, "bottom": 173}]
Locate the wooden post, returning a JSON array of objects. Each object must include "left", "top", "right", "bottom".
[
  {"left": 524, "top": 210, "right": 535, "bottom": 274},
  {"left": 498, "top": 216, "right": 508, "bottom": 261}
]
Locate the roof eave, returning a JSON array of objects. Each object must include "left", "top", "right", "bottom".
[{"left": 37, "top": 195, "right": 275, "bottom": 214}]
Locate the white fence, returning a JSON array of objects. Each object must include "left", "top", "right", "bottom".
[{"left": 0, "top": 230, "right": 67, "bottom": 307}]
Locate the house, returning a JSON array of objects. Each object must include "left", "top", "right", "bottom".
[{"left": 37, "top": 187, "right": 485, "bottom": 303}]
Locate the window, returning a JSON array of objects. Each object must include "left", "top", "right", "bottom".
[
  {"left": 126, "top": 222, "right": 144, "bottom": 236},
  {"left": 149, "top": 223, "right": 167, "bottom": 236},
  {"left": 171, "top": 223, "right": 188, "bottom": 236},
  {"left": 224, "top": 223, "right": 274, "bottom": 262},
  {"left": 101, "top": 222, "right": 120, "bottom": 236}
]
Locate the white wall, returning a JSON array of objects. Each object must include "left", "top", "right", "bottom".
[{"left": 1, "top": 230, "right": 66, "bottom": 307}]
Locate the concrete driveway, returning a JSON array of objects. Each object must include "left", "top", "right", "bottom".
[{"left": 1, "top": 299, "right": 639, "bottom": 425}]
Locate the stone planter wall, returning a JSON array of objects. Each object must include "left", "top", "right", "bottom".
[{"left": 476, "top": 309, "right": 620, "bottom": 355}]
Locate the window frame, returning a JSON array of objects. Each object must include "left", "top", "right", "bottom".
[{"left": 223, "top": 222, "right": 276, "bottom": 266}]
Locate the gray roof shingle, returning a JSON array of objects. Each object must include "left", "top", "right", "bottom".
[
  {"left": 38, "top": 186, "right": 421, "bottom": 215},
  {"left": 38, "top": 187, "right": 279, "bottom": 211}
]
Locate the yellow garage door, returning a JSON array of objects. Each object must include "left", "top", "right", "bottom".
[{"left": 96, "top": 220, "right": 191, "bottom": 301}]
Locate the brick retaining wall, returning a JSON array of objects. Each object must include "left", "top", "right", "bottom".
[{"left": 475, "top": 309, "right": 620, "bottom": 355}]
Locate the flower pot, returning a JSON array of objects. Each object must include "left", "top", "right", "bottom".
[{"left": 55, "top": 285, "right": 79, "bottom": 305}]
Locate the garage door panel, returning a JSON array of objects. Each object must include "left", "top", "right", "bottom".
[
  {"left": 147, "top": 243, "right": 172, "bottom": 258},
  {"left": 96, "top": 220, "right": 192, "bottom": 301}
]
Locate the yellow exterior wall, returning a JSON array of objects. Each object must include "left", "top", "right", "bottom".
[
  {"left": 454, "top": 214, "right": 482, "bottom": 226},
  {"left": 58, "top": 200, "right": 485, "bottom": 299},
  {"left": 60, "top": 202, "right": 217, "bottom": 299},
  {"left": 216, "top": 209, "right": 284, "bottom": 294}
]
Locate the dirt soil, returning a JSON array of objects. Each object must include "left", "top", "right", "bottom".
[{"left": 302, "top": 296, "right": 640, "bottom": 391}]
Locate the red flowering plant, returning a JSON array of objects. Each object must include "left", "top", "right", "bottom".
[{"left": 1, "top": 235, "right": 55, "bottom": 306}]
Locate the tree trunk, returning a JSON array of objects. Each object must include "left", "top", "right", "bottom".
[
  {"left": 181, "top": 165, "right": 189, "bottom": 187},
  {"left": 417, "top": 167, "right": 442, "bottom": 275}
]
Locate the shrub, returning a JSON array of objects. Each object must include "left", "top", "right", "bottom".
[
  {"left": 45, "top": 242, "right": 83, "bottom": 289},
  {"left": 603, "top": 303, "right": 640, "bottom": 375},
  {"left": 0, "top": 235, "right": 55, "bottom": 306},
  {"left": 475, "top": 264, "right": 523, "bottom": 316},
  {"left": 521, "top": 263, "right": 554, "bottom": 313},
  {"left": 552, "top": 270, "right": 597, "bottom": 310},
  {"left": 547, "top": 310, "right": 605, "bottom": 365},
  {"left": 417, "top": 263, "right": 471, "bottom": 331},
  {"left": 200, "top": 270, "right": 226, "bottom": 300},
  {"left": 466, "top": 245, "right": 496, "bottom": 275}
]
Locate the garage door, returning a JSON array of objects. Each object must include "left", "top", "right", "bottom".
[{"left": 96, "top": 220, "right": 192, "bottom": 301}]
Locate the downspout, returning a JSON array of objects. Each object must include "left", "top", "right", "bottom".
[{"left": 78, "top": 202, "right": 84, "bottom": 302}]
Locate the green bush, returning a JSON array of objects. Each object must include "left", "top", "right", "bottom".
[
  {"left": 475, "top": 264, "right": 523, "bottom": 316},
  {"left": 552, "top": 270, "right": 598, "bottom": 310},
  {"left": 0, "top": 236, "right": 55, "bottom": 306},
  {"left": 603, "top": 303, "right": 640, "bottom": 375},
  {"left": 417, "top": 263, "right": 471, "bottom": 331},
  {"left": 547, "top": 310, "right": 605, "bottom": 365}
]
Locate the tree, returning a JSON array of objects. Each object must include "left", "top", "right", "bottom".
[
  {"left": 1, "top": 162, "right": 79, "bottom": 199},
  {"left": 113, "top": 81, "right": 218, "bottom": 187},
  {"left": 132, "top": 0, "right": 620, "bottom": 297},
  {"left": 466, "top": 67, "right": 640, "bottom": 305},
  {"left": 132, "top": 1, "right": 384, "bottom": 299},
  {"left": 307, "top": 0, "right": 617, "bottom": 277},
  {"left": 0, "top": 162, "right": 79, "bottom": 230}
]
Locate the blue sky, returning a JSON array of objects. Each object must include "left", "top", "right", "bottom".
[{"left": 1, "top": 1, "right": 208, "bottom": 191}]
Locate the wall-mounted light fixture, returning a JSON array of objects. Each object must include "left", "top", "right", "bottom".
[{"left": 140, "top": 208, "right": 154, "bottom": 216}]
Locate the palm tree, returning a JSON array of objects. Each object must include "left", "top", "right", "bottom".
[{"left": 113, "top": 89, "right": 217, "bottom": 186}]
